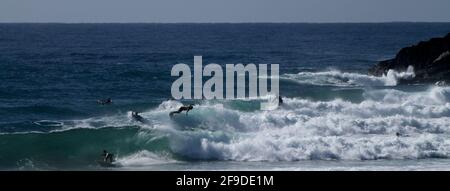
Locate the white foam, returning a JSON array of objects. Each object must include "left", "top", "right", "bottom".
[
  {"left": 153, "top": 86, "right": 450, "bottom": 161},
  {"left": 38, "top": 86, "right": 450, "bottom": 162},
  {"left": 116, "top": 150, "right": 177, "bottom": 167},
  {"left": 282, "top": 66, "right": 415, "bottom": 86}
]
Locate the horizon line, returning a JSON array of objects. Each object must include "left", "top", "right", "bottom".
[{"left": 0, "top": 21, "right": 450, "bottom": 24}]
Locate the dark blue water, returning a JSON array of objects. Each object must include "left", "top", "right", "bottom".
[{"left": 1, "top": 23, "right": 450, "bottom": 170}]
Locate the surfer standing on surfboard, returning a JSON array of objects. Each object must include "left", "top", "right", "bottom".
[{"left": 102, "top": 150, "right": 114, "bottom": 163}]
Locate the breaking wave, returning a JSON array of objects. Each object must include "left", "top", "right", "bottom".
[
  {"left": 282, "top": 66, "right": 415, "bottom": 86},
  {"left": 3, "top": 83, "right": 450, "bottom": 168},
  {"left": 147, "top": 86, "right": 450, "bottom": 162}
]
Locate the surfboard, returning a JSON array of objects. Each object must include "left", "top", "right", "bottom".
[{"left": 96, "top": 160, "right": 118, "bottom": 168}]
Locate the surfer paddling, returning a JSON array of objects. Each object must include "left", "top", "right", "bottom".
[
  {"left": 169, "top": 104, "right": 194, "bottom": 117},
  {"left": 97, "top": 98, "right": 112, "bottom": 105}
]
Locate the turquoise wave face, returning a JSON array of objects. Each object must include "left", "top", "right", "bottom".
[{"left": 0, "top": 127, "right": 173, "bottom": 170}]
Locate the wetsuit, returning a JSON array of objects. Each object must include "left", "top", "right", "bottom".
[{"left": 170, "top": 105, "right": 193, "bottom": 117}]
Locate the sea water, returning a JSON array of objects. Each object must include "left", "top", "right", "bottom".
[{"left": 1, "top": 23, "right": 450, "bottom": 170}]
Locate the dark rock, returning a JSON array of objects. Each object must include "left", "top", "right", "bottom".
[{"left": 369, "top": 33, "right": 450, "bottom": 83}]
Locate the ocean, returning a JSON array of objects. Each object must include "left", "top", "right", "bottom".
[{"left": 1, "top": 23, "right": 450, "bottom": 170}]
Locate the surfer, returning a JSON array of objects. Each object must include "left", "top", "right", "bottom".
[
  {"left": 278, "top": 96, "right": 283, "bottom": 105},
  {"left": 131, "top": 111, "right": 146, "bottom": 123},
  {"left": 169, "top": 104, "right": 194, "bottom": 117},
  {"left": 97, "top": 98, "right": 112, "bottom": 105},
  {"left": 396, "top": 132, "right": 409, "bottom": 137},
  {"left": 102, "top": 150, "right": 114, "bottom": 163}
]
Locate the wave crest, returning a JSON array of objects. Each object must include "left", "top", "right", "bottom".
[{"left": 282, "top": 66, "right": 415, "bottom": 86}]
